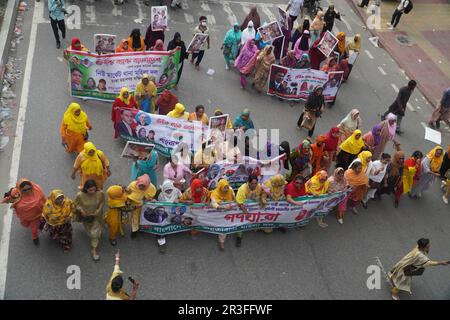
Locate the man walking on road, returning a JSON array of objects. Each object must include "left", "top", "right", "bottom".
[
  {"left": 48, "top": 0, "right": 67, "bottom": 49},
  {"left": 429, "top": 88, "right": 450, "bottom": 129},
  {"left": 387, "top": 0, "right": 411, "bottom": 30},
  {"left": 286, "top": 0, "right": 304, "bottom": 30},
  {"left": 382, "top": 80, "right": 416, "bottom": 134}
]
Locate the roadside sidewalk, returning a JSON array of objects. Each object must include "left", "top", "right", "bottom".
[{"left": 347, "top": 0, "right": 450, "bottom": 110}]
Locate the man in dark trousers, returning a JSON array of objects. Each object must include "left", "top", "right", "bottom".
[
  {"left": 48, "top": 0, "right": 67, "bottom": 49},
  {"left": 382, "top": 80, "right": 416, "bottom": 134},
  {"left": 323, "top": 5, "right": 342, "bottom": 32}
]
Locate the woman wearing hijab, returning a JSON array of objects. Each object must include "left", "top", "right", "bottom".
[
  {"left": 285, "top": 174, "right": 307, "bottom": 205},
  {"left": 289, "top": 139, "right": 313, "bottom": 180},
  {"left": 135, "top": 74, "right": 157, "bottom": 113},
  {"left": 222, "top": 23, "right": 242, "bottom": 70},
  {"left": 74, "top": 180, "right": 105, "bottom": 261},
  {"left": 337, "top": 109, "right": 361, "bottom": 146},
  {"left": 296, "top": 53, "right": 311, "bottom": 69},
  {"left": 309, "top": 36, "right": 327, "bottom": 70},
  {"left": 291, "top": 19, "right": 310, "bottom": 50},
  {"left": 323, "top": 5, "right": 341, "bottom": 32},
  {"left": 402, "top": 151, "right": 423, "bottom": 198},
  {"left": 281, "top": 50, "right": 297, "bottom": 68},
  {"left": 252, "top": 46, "right": 276, "bottom": 93},
  {"left": 68, "top": 37, "right": 89, "bottom": 52},
  {"left": 131, "top": 147, "right": 159, "bottom": 186},
  {"left": 241, "top": 6, "right": 261, "bottom": 31},
  {"left": 335, "top": 32, "right": 347, "bottom": 58},
  {"left": 337, "top": 58, "right": 350, "bottom": 82},
  {"left": 167, "top": 32, "right": 189, "bottom": 87},
  {"left": 377, "top": 150, "right": 405, "bottom": 208},
  {"left": 363, "top": 124, "right": 383, "bottom": 159},
  {"left": 127, "top": 174, "right": 157, "bottom": 238},
  {"left": 344, "top": 159, "right": 368, "bottom": 214},
  {"left": 42, "top": 190, "right": 74, "bottom": 252},
  {"left": 364, "top": 153, "right": 391, "bottom": 205},
  {"left": 167, "top": 103, "right": 189, "bottom": 120},
  {"left": 104, "top": 185, "right": 131, "bottom": 246},
  {"left": 241, "top": 21, "right": 256, "bottom": 46},
  {"left": 115, "top": 39, "right": 133, "bottom": 53},
  {"left": 144, "top": 23, "right": 164, "bottom": 51},
  {"left": 111, "top": 87, "right": 137, "bottom": 137},
  {"left": 128, "top": 29, "right": 145, "bottom": 51},
  {"left": 163, "top": 155, "right": 192, "bottom": 191},
  {"left": 374, "top": 113, "right": 401, "bottom": 159},
  {"left": 273, "top": 20, "right": 291, "bottom": 60},
  {"left": 211, "top": 179, "right": 236, "bottom": 250},
  {"left": 297, "top": 86, "right": 325, "bottom": 137},
  {"left": 310, "top": 11, "right": 325, "bottom": 44},
  {"left": 261, "top": 174, "right": 287, "bottom": 232},
  {"left": 214, "top": 108, "right": 233, "bottom": 129},
  {"left": 323, "top": 127, "right": 340, "bottom": 171},
  {"left": 357, "top": 150, "right": 373, "bottom": 173},
  {"left": 235, "top": 39, "right": 260, "bottom": 90},
  {"left": 8, "top": 179, "right": 46, "bottom": 245},
  {"left": 328, "top": 168, "right": 348, "bottom": 224},
  {"left": 310, "top": 135, "right": 328, "bottom": 174},
  {"left": 233, "top": 108, "right": 254, "bottom": 132},
  {"left": 305, "top": 170, "right": 330, "bottom": 227},
  {"left": 410, "top": 147, "right": 444, "bottom": 198},
  {"left": 72, "top": 142, "right": 110, "bottom": 190},
  {"left": 180, "top": 178, "right": 211, "bottom": 237},
  {"left": 151, "top": 39, "right": 165, "bottom": 51},
  {"left": 336, "top": 129, "right": 365, "bottom": 170},
  {"left": 346, "top": 34, "right": 361, "bottom": 53},
  {"left": 294, "top": 30, "right": 311, "bottom": 60},
  {"left": 60, "top": 103, "right": 92, "bottom": 154}
]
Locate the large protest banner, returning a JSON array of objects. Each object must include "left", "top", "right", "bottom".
[
  {"left": 267, "top": 64, "right": 344, "bottom": 102},
  {"left": 65, "top": 49, "right": 181, "bottom": 101},
  {"left": 114, "top": 107, "right": 204, "bottom": 156},
  {"left": 139, "top": 191, "right": 350, "bottom": 235}
]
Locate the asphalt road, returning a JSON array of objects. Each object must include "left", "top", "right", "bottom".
[{"left": 1, "top": 0, "right": 450, "bottom": 300}]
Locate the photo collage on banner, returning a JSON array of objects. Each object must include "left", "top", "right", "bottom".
[{"left": 94, "top": 34, "right": 117, "bottom": 54}]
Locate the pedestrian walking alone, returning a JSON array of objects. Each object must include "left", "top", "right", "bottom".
[
  {"left": 106, "top": 251, "right": 140, "bottom": 300},
  {"left": 382, "top": 80, "right": 416, "bottom": 134},
  {"left": 388, "top": 238, "right": 449, "bottom": 300},
  {"left": 429, "top": 87, "right": 450, "bottom": 129},
  {"left": 297, "top": 86, "right": 325, "bottom": 137},
  {"left": 190, "top": 16, "right": 210, "bottom": 70},
  {"left": 387, "top": 0, "right": 413, "bottom": 30},
  {"left": 48, "top": 0, "right": 67, "bottom": 49}
]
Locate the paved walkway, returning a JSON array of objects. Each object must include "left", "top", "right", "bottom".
[{"left": 347, "top": 0, "right": 450, "bottom": 109}]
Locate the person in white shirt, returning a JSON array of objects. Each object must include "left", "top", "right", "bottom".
[
  {"left": 387, "top": 0, "right": 410, "bottom": 29},
  {"left": 286, "top": 0, "right": 304, "bottom": 30},
  {"left": 364, "top": 153, "right": 391, "bottom": 204}
]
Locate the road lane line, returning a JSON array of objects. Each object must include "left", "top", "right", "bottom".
[
  {"left": 111, "top": 0, "right": 122, "bottom": 16},
  {"left": 134, "top": 0, "right": 145, "bottom": 24},
  {"left": 184, "top": 13, "right": 194, "bottom": 24},
  {"left": 206, "top": 14, "right": 216, "bottom": 25},
  {"left": 407, "top": 102, "right": 414, "bottom": 111},
  {"left": 377, "top": 66, "right": 386, "bottom": 75},
  {"left": 341, "top": 17, "right": 352, "bottom": 31},
  {"left": 85, "top": 5, "right": 96, "bottom": 24},
  {"left": 365, "top": 49, "right": 374, "bottom": 59},
  {"left": 222, "top": 1, "right": 238, "bottom": 25},
  {"left": 200, "top": 1, "right": 211, "bottom": 11},
  {"left": 259, "top": 3, "right": 276, "bottom": 22},
  {"left": 241, "top": 3, "right": 251, "bottom": 14},
  {"left": 0, "top": 0, "right": 42, "bottom": 300},
  {"left": 420, "top": 122, "right": 426, "bottom": 129},
  {"left": 391, "top": 83, "right": 399, "bottom": 93}
]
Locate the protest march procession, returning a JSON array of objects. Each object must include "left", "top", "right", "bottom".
[{"left": 2, "top": 0, "right": 450, "bottom": 301}]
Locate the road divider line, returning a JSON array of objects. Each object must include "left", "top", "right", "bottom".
[
  {"left": 241, "top": 3, "right": 251, "bottom": 14},
  {"left": 206, "top": 14, "right": 216, "bottom": 25},
  {"left": 200, "top": 1, "right": 211, "bottom": 11},
  {"left": 341, "top": 17, "right": 352, "bottom": 31},
  {"left": 134, "top": 0, "right": 145, "bottom": 24},
  {"left": 407, "top": 102, "right": 414, "bottom": 111},
  {"left": 222, "top": 1, "right": 238, "bottom": 25},
  {"left": 391, "top": 83, "right": 399, "bottom": 93},
  {"left": 0, "top": 0, "right": 42, "bottom": 300},
  {"left": 365, "top": 49, "right": 374, "bottom": 59},
  {"left": 259, "top": 3, "right": 276, "bottom": 22},
  {"left": 420, "top": 122, "right": 427, "bottom": 129},
  {"left": 377, "top": 66, "right": 386, "bottom": 75}
]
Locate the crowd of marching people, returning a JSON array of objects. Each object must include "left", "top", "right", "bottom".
[{"left": 2, "top": 2, "right": 450, "bottom": 266}]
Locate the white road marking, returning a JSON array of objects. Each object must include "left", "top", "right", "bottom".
[
  {"left": 181, "top": 0, "right": 189, "bottom": 10},
  {"left": 57, "top": 57, "right": 63, "bottom": 62},
  {"left": 377, "top": 66, "right": 386, "bottom": 75},
  {"left": 0, "top": 0, "right": 42, "bottom": 301},
  {"left": 416, "top": 106, "right": 421, "bottom": 110},
  {"left": 111, "top": 0, "right": 122, "bottom": 17},
  {"left": 241, "top": 3, "right": 251, "bottom": 14},
  {"left": 420, "top": 122, "right": 427, "bottom": 129},
  {"left": 391, "top": 83, "right": 399, "bottom": 93},
  {"left": 222, "top": 1, "right": 238, "bottom": 25},
  {"left": 134, "top": 0, "right": 145, "bottom": 24},
  {"left": 184, "top": 13, "right": 194, "bottom": 24},
  {"left": 85, "top": 5, "right": 96, "bottom": 24},
  {"left": 206, "top": 14, "right": 216, "bottom": 25},
  {"left": 365, "top": 49, "right": 374, "bottom": 59},
  {"left": 259, "top": 3, "right": 276, "bottom": 22},
  {"left": 200, "top": 1, "right": 211, "bottom": 11},
  {"left": 407, "top": 102, "right": 414, "bottom": 111},
  {"left": 66, "top": 5, "right": 81, "bottom": 30},
  {"left": 341, "top": 17, "right": 352, "bottom": 31}
]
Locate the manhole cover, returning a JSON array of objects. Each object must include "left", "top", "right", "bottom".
[{"left": 396, "top": 35, "right": 414, "bottom": 46}]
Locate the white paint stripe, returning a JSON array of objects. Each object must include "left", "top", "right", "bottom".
[
  {"left": 181, "top": 0, "right": 189, "bottom": 10},
  {"left": 407, "top": 102, "right": 414, "bottom": 111},
  {"left": 241, "top": 3, "right": 251, "bottom": 14},
  {"left": 377, "top": 66, "right": 386, "bottom": 75},
  {"left": 184, "top": 13, "right": 194, "bottom": 24},
  {"left": 391, "top": 83, "right": 399, "bottom": 93},
  {"left": 420, "top": 122, "right": 427, "bottom": 129},
  {"left": 365, "top": 49, "right": 374, "bottom": 59},
  {"left": 341, "top": 17, "right": 352, "bottom": 31},
  {"left": 134, "top": 0, "right": 145, "bottom": 24},
  {"left": 259, "top": 4, "right": 276, "bottom": 23},
  {"left": 85, "top": 5, "right": 96, "bottom": 24},
  {"left": 0, "top": 0, "right": 42, "bottom": 300},
  {"left": 111, "top": 0, "right": 122, "bottom": 17},
  {"left": 222, "top": 1, "right": 238, "bottom": 26},
  {"left": 200, "top": 1, "right": 211, "bottom": 11},
  {"left": 206, "top": 14, "right": 216, "bottom": 25}
]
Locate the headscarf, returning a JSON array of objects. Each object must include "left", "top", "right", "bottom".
[
  {"left": 305, "top": 170, "right": 329, "bottom": 195},
  {"left": 281, "top": 50, "right": 297, "bottom": 68},
  {"left": 107, "top": 185, "right": 128, "bottom": 208},
  {"left": 427, "top": 146, "right": 444, "bottom": 172},
  {"left": 115, "top": 39, "right": 133, "bottom": 53},
  {"left": 135, "top": 74, "right": 156, "bottom": 102},
  {"left": 385, "top": 113, "right": 397, "bottom": 139},
  {"left": 118, "top": 87, "right": 131, "bottom": 104},
  {"left": 190, "top": 179, "right": 205, "bottom": 203},
  {"left": 339, "top": 109, "right": 360, "bottom": 132},
  {"left": 321, "top": 57, "right": 338, "bottom": 72},
  {"left": 305, "top": 85, "right": 324, "bottom": 110},
  {"left": 234, "top": 109, "right": 254, "bottom": 130},
  {"left": 71, "top": 37, "right": 82, "bottom": 50},
  {"left": 390, "top": 150, "right": 404, "bottom": 177},
  {"left": 328, "top": 168, "right": 347, "bottom": 193},
  {"left": 224, "top": 22, "right": 242, "bottom": 46},
  {"left": 347, "top": 34, "right": 361, "bottom": 52},
  {"left": 324, "top": 127, "right": 340, "bottom": 151},
  {"left": 130, "top": 29, "right": 143, "bottom": 50},
  {"left": 357, "top": 150, "right": 372, "bottom": 173},
  {"left": 62, "top": 103, "right": 89, "bottom": 134},
  {"left": 345, "top": 159, "right": 369, "bottom": 186},
  {"left": 241, "top": 6, "right": 261, "bottom": 31},
  {"left": 296, "top": 139, "right": 312, "bottom": 154},
  {"left": 371, "top": 123, "right": 383, "bottom": 146},
  {"left": 136, "top": 174, "right": 151, "bottom": 189},
  {"left": 259, "top": 45, "right": 276, "bottom": 65},
  {"left": 311, "top": 135, "right": 327, "bottom": 172},
  {"left": 235, "top": 39, "right": 258, "bottom": 70},
  {"left": 311, "top": 11, "right": 325, "bottom": 31},
  {"left": 42, "top": 190, "right": 72, "bottom": 225},
  {"left": 336, "top": 32, "right": 346, "bottom": 55},
  {"left": 241, "top": 21, "right": 256, "bottom": 44},
  {"left": 285, "top": 174, "right": 306, "bottom": 198},
  {"left": 339, "top": 129, "right": 365, "bottom": 155},
  {"left": 152, "top": 39, "right": 164, "bottom": 51},
  {"left": 264, "top": 174, "right": 286, "bottom": 201},
  {"left": 11, "top": 179, "right": 46, "bottom": 220},
  {"left": 158, "top": 180, "right": 182, "bottom": 202},
  {"left": 167, "top": 103, "right": 188, "bottom": 119},
  {"left": 211, "top": 179, "right": 235, "bottom": 202},
  {"left": 80, "top": 142, "right": 105, "bottom": 176},
  {"left": 279, "top": 141, "right": 291, "bottom": 170},
  {"left": 298, "top": 30, "right": 310, "bottom": 51}
]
